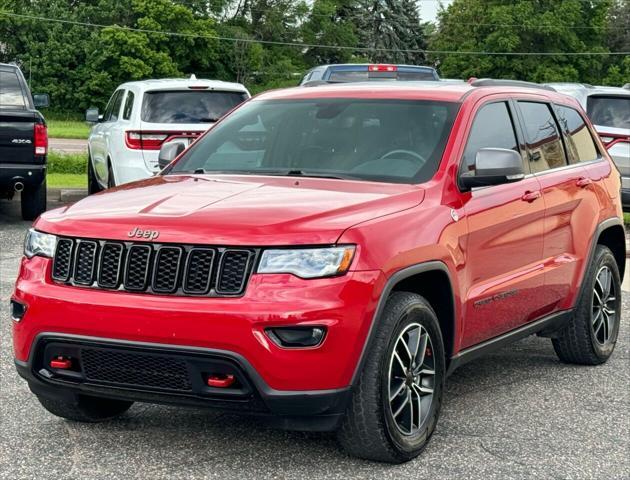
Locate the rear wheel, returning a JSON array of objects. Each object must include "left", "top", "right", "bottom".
[
  {"left": 552, "top": 245, "right": 621, "bottom": 364},
  {"left": 37, "top": 395, "right": 133, "bottom": 422},
  {"left": 107, "top": 161, "right": 116, "bottom": 189},
  {"left": 21, "top": 178, "right": 47, "bottom": 221},
  {"left": 337, "top": 292, "right": 445, "bottom": 463},
  {"left": 87, "top": 156, "right": 102, "bottom": 194}
]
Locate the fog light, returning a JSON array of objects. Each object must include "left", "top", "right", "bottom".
[
  {"left": 10, "top": 299, "right": 27, "bottom": 322},
  {"left": 266, "top": 326, "right": 326, "bottom": 348}
]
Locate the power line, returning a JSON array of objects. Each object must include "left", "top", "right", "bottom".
[{"left": 1, "top": 11, "right": 628, "bottom": 56}]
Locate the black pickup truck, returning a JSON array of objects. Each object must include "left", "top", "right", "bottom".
[{"left": 0, "top": 63, "right": 49, "bottom": 220}]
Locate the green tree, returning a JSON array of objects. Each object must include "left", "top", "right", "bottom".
[
  {"left": 353, "top": 0, "right": 428, "bottom": 64},
  {"left": 429, "top": 0, "right": 612, "bottom": 84},
  {"left": 301, "top": 0, "right": 358, "bottom": 65}
]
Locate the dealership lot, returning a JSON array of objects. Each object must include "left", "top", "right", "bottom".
[{"left": 1, "top": 199, "right": 628, "bottom": 479}]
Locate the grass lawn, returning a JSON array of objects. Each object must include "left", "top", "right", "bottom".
[
  {"left": 624, "top": 212, "right": 630, "bottom": 226},
  {"left": 47, "top": 119, "right": 90, "bottom": 139},
  {"left": 48, "top": 173, "right": 87, "bottom": 189}
]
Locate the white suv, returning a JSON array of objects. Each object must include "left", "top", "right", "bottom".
[
  {"left": 85, "top": 77, "right": 249, "bottom": 193},
  {"left": 546, "top": 83, "right": 630, "bottom": 211}
]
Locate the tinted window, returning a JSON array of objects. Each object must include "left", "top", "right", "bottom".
[
  {"left": 518, "top": 102, "right": 566, "bottom": 172},
  {"left": 141, "top": 91, "right": 247, "bottom": 124},
  {"left": 556, "top": 105, "right": 599, "bottom": 163},
  {"left": 103, "top": 90, "right": 124, "bottom": 122},
  {"left": 462, "top": 102, "right": 519, "bottom": 172},
  {"left": 328, "top": 69, "right": 436, "bottom": 83},
  {"left": 0, "top": 70, "right": 26, "bottom": 109},
  {"left": 170, "top": 99, "right": 459, "bottom": 184},
  {"left": 122, "top": 91, "right": 135, "bottom": 120},
  {"left": 587, "top": 96, "right": 630, "bottom": 129}
]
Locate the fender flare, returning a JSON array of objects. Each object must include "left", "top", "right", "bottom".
[
  {"left": 575, "top": 216, "right": 626, "bottom": 305},
  {"left": 350, "top": 260, "right": 456, "bottom": 387}
]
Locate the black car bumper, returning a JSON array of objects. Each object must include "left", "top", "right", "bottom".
[
  {"left": 15, "top": 334, "right": 350, "bottom": 432},
  {"left": 0, "top": 163, "right": 45, "bottom": 192},
  {"left": 622, "top": 187, "right": 630, "bottom": 212}
]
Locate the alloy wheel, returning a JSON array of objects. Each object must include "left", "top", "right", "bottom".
[
  {"left": 592, "top": 265, "right": 617, "bottom": 346},
  {"left": 388, "top": 322, "right": 436, "bottom": 436}
]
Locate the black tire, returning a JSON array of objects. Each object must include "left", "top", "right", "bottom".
[
  {"left": 552, "top": 245, "right": 621, "bottom": 365},
  {"left": 337, "top": 292, "right": 445, "bottom": 463},
  {"left": 37, "top": 395, "right": 133, "bottom": 422},
  {"left": 107, "top": 161, "right": 116, "bottom": 189},
  {"left": 87, "top": 155, "right": 102, "bottom": 195},
  {"left": 21, "top": 178, "right": 47, "bottom": 221}
]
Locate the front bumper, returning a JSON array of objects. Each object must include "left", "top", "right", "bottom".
[
  {"left": 15, "top": 334, "right": 352, "bottom": 430},
  {"left": 13, "top": 255, "right": 384, "bottom": 392}
]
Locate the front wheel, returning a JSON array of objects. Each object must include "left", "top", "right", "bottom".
[
  {"left": 552, "top": 245, "right": 621, "bottom": 365},
  {"left": 21, "top": 179, "right": 47, "bottom": 221},
  {"left": 337, "top": 292, "right": 445, "bottom": 463}
]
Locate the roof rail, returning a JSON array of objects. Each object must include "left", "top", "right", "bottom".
[{"left": 470, "top": 78, "right": 557, "bottom": 92}]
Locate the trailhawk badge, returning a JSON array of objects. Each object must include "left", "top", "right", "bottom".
[{"left": 128, "top": 227, "right": 160, "bottom": 240}]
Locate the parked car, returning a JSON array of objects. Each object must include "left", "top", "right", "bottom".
[
  {"left": 85, "top": 76, "right": 250, "bottom": 193},
  {"left": 300, "top": 63, "right": 440, "bottom": 85},
  {"left": 13, "top": 79, "right": 625, "bottom": 463},
  {"left": 0, "top": 63, "right": 49, "bottom": 220},
  {"left": 546, "top": 83, "right": 630, "bottom": 211}
]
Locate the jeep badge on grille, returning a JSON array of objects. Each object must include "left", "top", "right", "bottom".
[{"left": 128, "top": 227, "right": 160, "bottom": 240}]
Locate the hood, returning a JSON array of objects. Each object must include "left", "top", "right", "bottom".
[{"left": 36, "top": 175, "right": 424, "bottom": 245}]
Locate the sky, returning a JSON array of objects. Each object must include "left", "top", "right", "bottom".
[{"left": 421, "top": 0, "right": 454, "bottom": 22}]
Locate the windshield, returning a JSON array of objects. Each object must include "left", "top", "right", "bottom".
[
  {"left": 587, "top": 96, "right": 630, "bottom": 130},
  {"left": 168, "top": 98, "right": 458, "bottom": 184},
  {"left": 141, "top": 90, "right": 247, "bottom": 124}
]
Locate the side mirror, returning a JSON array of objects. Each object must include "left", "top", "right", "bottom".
[
  {"left": 460, "top": 148, "right": 525, "bottom": 190},
  {"left": 158, "top": 141, "right": 187, "bottom": 170},
  {"left": 33, "top": 93, "right": 49, "bottom": 108},
  {"left": 85, "top": 108, "right": 100, "bottom": 123}
]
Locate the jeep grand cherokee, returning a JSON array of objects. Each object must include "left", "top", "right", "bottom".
[{"left": 12, "top": 80, "right": 626, "bottom": 463}]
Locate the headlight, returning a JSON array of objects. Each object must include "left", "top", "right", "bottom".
[
  {"left": 24, "top": 229, "right": 57, "bottom": 258},
  {"left": 257, "top": 246, "right": 355, "bottom": 279}
]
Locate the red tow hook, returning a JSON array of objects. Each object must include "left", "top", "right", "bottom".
[
  {"left": 206, "top": 374, "right": 236, "bottom": 388},
  {"left": 50, "top": 356, "right": 72, "bottom": 370}
]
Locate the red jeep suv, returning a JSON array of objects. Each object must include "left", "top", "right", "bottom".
[{"left": 12, "top": 80, "right": 626, "bottom": 463}]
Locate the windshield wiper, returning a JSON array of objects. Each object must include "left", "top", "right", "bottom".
[{"left": 282, "top": 170, "right": 349, "bottom": 180}]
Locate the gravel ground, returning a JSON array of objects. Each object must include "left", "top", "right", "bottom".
[{"left": 1, "top": 199, "right": 629, "bottom": 479}]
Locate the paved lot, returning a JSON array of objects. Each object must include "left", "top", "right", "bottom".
[
  {"left": 1, "top": 198, "right": 629, "bottom": 479},
  {"left": 49, "top": 138, "right": 88, "bottom": 154}
]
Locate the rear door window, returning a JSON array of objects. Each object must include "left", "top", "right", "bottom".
[
  {"left": 587, "top": 96, "right": 630, "bottom": 129},
  {"left": 141, "top": 90, "right": 247, "bottom": 124},
  {"left": 555, "top": 105, "right": 599, "bottom": 164},
  {"left": 0, "top": 70, "right": 27, "bottom": 109},
  {"left": 518, "top": 101, "right": 567, "bottom": 173},
  {"left": 103, "top": 90, "right": 124, "bottom": 122},
  {"left": 462, "top": 102, "right": 521, "bottom": 173}
]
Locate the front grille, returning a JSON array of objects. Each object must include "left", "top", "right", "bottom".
[
  {"left": 51, "top": 237, "right": 257, "bottom": 297},
  {"left": 81, "top": 348, "right": 193, "bottom": 391}
]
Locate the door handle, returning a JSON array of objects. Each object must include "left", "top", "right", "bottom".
[
  {"left": 521, "top": 190, "right": 541, "bottom": 203},
  {"left": 576, "top": 177, "right": 592, "bottom": 188}
]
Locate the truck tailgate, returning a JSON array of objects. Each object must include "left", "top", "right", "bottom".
[{"left": 0, "top": 110, "right": 37, "bottom": 164}]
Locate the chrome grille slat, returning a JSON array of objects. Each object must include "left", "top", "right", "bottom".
[{"left": 50, "top": 237, "right": 256, "bottom": 298}]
